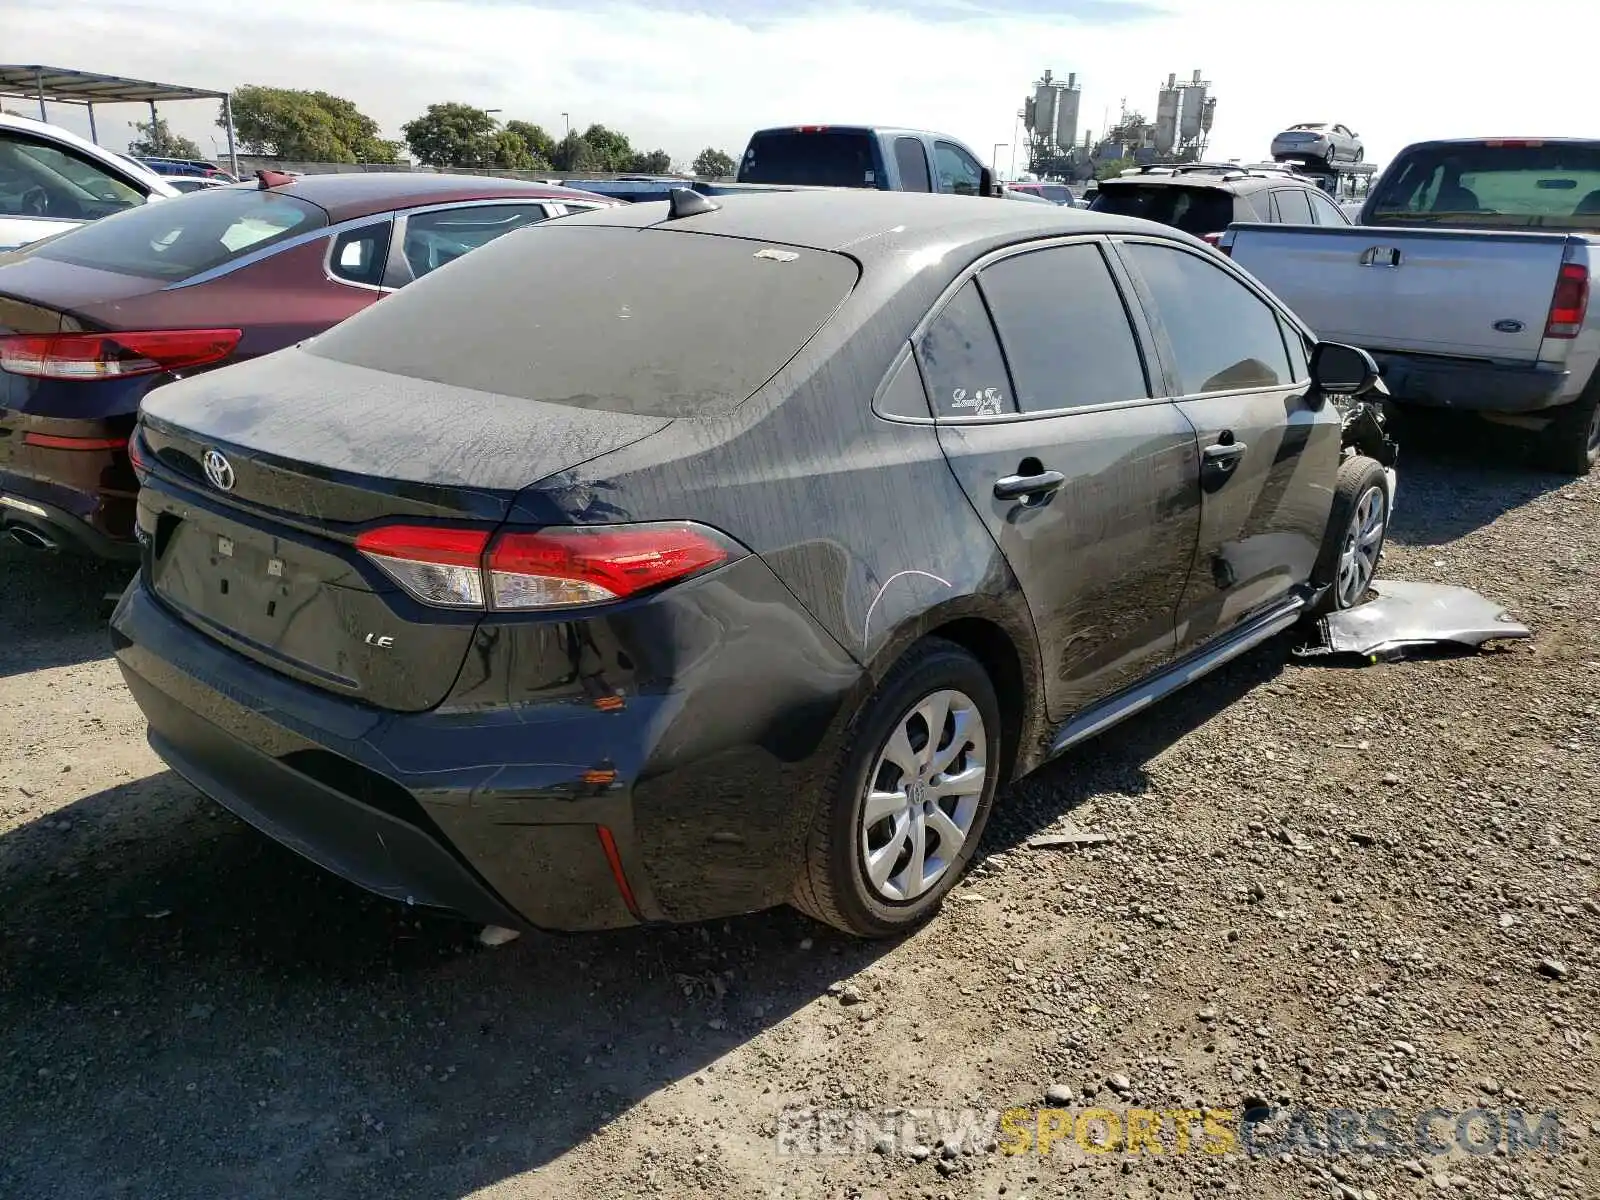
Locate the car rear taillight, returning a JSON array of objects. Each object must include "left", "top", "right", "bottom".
[
  {"left": 127, "top": 429, "right": 149, "bottom": 474},
  {"left": 0, "top": 329, "right": 242, "bottom": 380},
  {"left": 1546, "top": 263, "right": 1590, "bottom": 339},
  {"left": 354, "top": 526, "right": 491, "bottom": 608},
  {"left": 1201, "top": 232, "right": 1224, "bottom": 245},
  {"left": 355, "top": 521, "right": 739, "bottom": 611}
]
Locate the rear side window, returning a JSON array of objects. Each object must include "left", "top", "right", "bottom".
[
  {"left": 308, "top": 225, "right": 860, "bottom": 418},
  {"left": 1306, "top": 189, "right": 1351, "bottom": 225},
  {"left": 894, "top": 138, "right": 932, "bottom": 192},
  {"left": 1041, "top": 185, "right": 1073, "bottom": 204},
  {"left": 329, "top": 222, "right": 391, "bottom": 287},
  {"left": 1121, "top": 242, "right": 1292, "bottom": 395},
  {"left": 1272, "top": 188, "right": 1314, "bottom": 224},
  {"left": 1091, "top": 184, "right": 1237, "bottom": 237},
  {"left": 25, "top": 188, "right": 325, "bottom": 279},
  {"left": 738, "top": 131, "right": 878, "bottom": 188},
  {"left": 978, "top": 243, "right": 1149, "bottom": 412},
  {"left": 915, "top": 279, "right": 1014, "bottom": 418}
]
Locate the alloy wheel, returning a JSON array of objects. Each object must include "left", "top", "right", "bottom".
[
  {"left": 1336, "top": 484, "right": 1387, "bottom": 607},
  {"left": 859, "top": 689, "right": 988, "bottom": 902}
]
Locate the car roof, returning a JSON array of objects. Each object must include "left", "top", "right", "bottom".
[
  {"left": 1097, "top": 173, "right": 1315, "bottom": 195},
  {"left": 552, "top": 187, "right": 1187, "bottom": 264},
  {"left": 248, "top": 171, "right": 617, "bottom": 220},
  {"left": 748, "top": 124, "right": 958, "bottom": 142}
]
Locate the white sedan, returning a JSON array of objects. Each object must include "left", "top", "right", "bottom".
[
  {"left": 1271, "top": 122, "right": 1364, "bottom": 166},
  {"left": 0, "top": 112, "right": 178, "bottom": 251}
]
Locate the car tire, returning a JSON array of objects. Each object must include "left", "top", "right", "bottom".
[
  {"left": 790, "top": 637, "right": 1003, "bottom": 938},
  {"left": 1309, "top": 455, "right": 1391, "bottom": 616},
  {"left": 1536, "top": 383, "right": 1600, "bottom": 476}
]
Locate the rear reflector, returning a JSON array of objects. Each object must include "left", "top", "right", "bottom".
[
  {"left": 1546, "top": 263, "right": 1590, "bottom": 339},
  {"left": 355, "top": 521, "right": 739, "bottom": 611},
  {"left": 0, "top": 329, "right": 242, "bottom": 380},
  {"left": 22, "top": 432, "right": 128, "bottom": 451}
]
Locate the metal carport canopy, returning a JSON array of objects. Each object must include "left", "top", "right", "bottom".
[{"left": 0, "top": 64, "right": 237, "bottom": 175}]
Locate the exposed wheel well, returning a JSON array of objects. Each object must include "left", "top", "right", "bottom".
[{"left": 924, "top": 617, "right": 1028, "bottom": 781}]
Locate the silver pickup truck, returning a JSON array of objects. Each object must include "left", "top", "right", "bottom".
[{"left": 1219, "top": 138, "right": 1600, "bottom": 473}]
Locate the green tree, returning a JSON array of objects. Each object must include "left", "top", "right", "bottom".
[
  {"left": 401, "top": 102, "right": 503, "bottom": 168},
  {"left": 489, "top": 128, "right": 549, "bottom": 171},
  {"left": 627, "top": 149, "right": 672, "bottom": 174},
  {"left": 693, "top": 147, "right": 736, "bottom": 178},
  {"left": 580, "top": 123, "right": 633, "bottom": 172},
  {"left": 551, "top": 131, "right": 602, "bottom": 173},
  {"left": 1093, "top": 157, "right": 1130, "bottom": 181},
  {"left": 504, "top": 120, "right": 556, "bottom": 164},
  {"left": 223, "top": 86, "right": 399, "bottom": 162},
  {"left": 126, "top": 116, "right": 203, "bottom": 159}
]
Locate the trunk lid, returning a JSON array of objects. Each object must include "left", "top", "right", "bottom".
[
  {"left": 0, "top": 256, "right": 172, "bottom": 326},
  {"left": 1225, "top": 224, "right": 1574, "bottom": 360},
  {"left": 136, "top": 349, "right": 672, "bottom": 712}
]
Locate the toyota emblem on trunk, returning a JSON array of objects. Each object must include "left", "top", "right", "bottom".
[{"left": 202, "top": 449, "right": 236, "bottom": 492}]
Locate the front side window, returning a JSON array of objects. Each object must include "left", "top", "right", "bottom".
[
  {"left": 1121, "top": 242, "right": 1292, "bottom": 395},
  {"left": 934, "top": 141, "right": 984, "bottom": 196},
  {"left": 915, "top": 279, "right": 1014, "bottom": 418},
  {"left": 979, "top": 243, "right": 1149, "bottom": 412},
  {"left": 0, "top": 133, "right": 144, "bottom": 219},
  {"left": 401, "top": 204, "right": 550, "bottom": 279}
]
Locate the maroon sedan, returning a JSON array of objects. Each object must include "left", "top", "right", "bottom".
[{"left": 0, "top": 171, "right": 617, "bottom": 558}]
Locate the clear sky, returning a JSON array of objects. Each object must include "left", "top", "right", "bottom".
[{"left": 7, "top": 0, "right": 1597, "bottom": 173}]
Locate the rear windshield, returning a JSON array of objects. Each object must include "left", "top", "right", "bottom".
[
  {"left": 306, "top": 224, "right": 860, "bottom": 417},
  {"left": 1369, "top": 142, "right": 1600, "bottom": 229},
  {"left": 1090, "top": 184, "right": 1237, "bottom": 236},
  {"left": 25, "top": 188, "right": 326, "bottom": 279},
  {"left": 737, "top": 131, "right": 878, "bottom": 188}
]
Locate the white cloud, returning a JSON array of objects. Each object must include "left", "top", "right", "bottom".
[{"left": 6, "top": 0, "right": 1597, "bottom": 171}]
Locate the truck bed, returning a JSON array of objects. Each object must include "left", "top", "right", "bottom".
[{"left": 1223, "top": 222, "right": 1582, "bottom": 361}]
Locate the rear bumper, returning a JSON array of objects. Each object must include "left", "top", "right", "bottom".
[
  {"left": 0, "top": 482, "right": 140, "bottom": 560},
  {"left": 1372, "top": 351, "right": 1574, "bottom": 413},
  {"left": 110, "top": 557, "right": 862, "bottom": 932}
]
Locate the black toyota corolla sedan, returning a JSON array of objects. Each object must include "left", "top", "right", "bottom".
[{"left": 111, "top": 189, "right": 1395, "bottom": 938}]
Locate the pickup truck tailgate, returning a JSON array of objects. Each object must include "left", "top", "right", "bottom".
[{"left": 1227, "top": 224, "right": 1575, "bottom": 361}]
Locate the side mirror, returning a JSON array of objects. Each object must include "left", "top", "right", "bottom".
[
  {"left": 1309, "top": 341, "right": 1380, "bottom": 397},
  {"left": 979, "top": 166, "right": 999, "bottom": 198}
]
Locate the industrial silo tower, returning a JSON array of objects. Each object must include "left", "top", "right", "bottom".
[{"left": 1023, "top": 69, "right": 1083, "bottom": 174}]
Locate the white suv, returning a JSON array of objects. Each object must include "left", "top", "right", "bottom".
[{"left": 0, "top": 112, "right": 179, "bottom": 251}]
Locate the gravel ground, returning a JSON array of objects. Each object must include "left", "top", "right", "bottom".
[{"left": 1, "top": 430, "right": 1596, "bottom": 1199}]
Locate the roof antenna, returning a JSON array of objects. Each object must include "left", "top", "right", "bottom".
[
  {"left": 256, "top": 169, "right": 295, "bottom": 190},
  {"left": 666, "top": 187, "right": 721, "bottom": 219}
]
